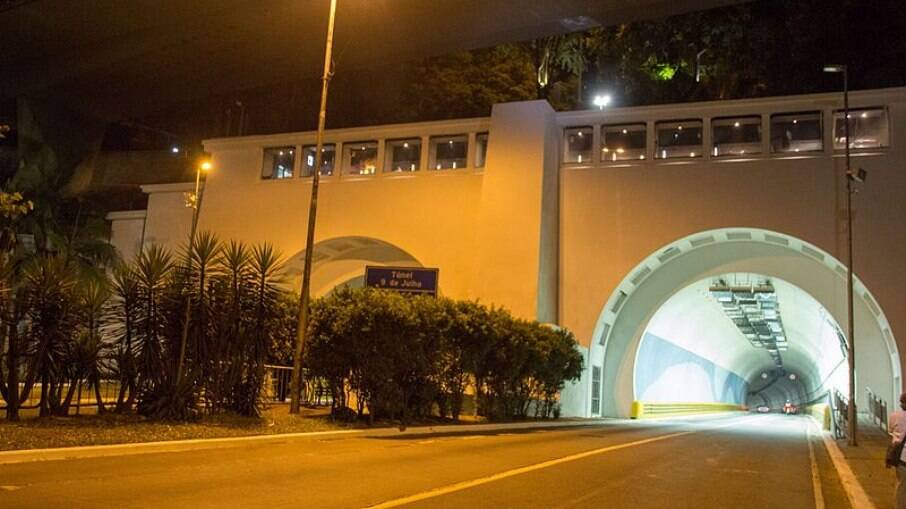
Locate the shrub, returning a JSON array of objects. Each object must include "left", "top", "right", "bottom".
[{"left": 306, "top": 287, "right": 584, "bottom": 423}]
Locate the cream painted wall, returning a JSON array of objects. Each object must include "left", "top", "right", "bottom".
[
  {"left": 141, "top": 183, "right": 194, "bottom": 253},
  {"left": 106, "top": 210, "right": 146, "bottom": 263},
  {"left": 558, "top": 89, "right": 906, "bottom": 358},
  {"left": 108, "top": 88, "right": 906, "bottom": 418},
  {"left": 192, "top": 120, "right": 490, "bottom": 302}
]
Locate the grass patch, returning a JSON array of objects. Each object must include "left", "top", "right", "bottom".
[{"left": 0, "top": 405, "right": 352, "bottom": 451}]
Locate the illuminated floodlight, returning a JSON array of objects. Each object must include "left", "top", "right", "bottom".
[
  {"left": 593, "top": 94, "right": 612, "bottom": 110},
  {"left": 823, "top": 64, "right": 846, "bottom": 74},
  {"left": 171, "top": 146, "right": 180, "bottom": 154}
]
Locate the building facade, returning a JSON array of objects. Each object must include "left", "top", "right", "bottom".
[{"left": 109, "top": 88, "right": 906, "bottom": 419}]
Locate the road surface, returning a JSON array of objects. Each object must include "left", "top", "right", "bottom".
[{"left": 0, "top": 414, "right": 851, "bottom": 508}]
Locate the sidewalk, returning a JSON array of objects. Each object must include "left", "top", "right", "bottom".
[{"left": 832, "top": 415, "right": 895, "bottom": 509}]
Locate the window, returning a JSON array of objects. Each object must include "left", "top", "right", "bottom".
[
  {"left": 430, "top": 135, "right": 468, "bottom": 170},
  {"left": 301, "top": 144, "right": 336, "bottom": 176},
  {"left": 656, "top": 120, "right": 702, "bottom": 159},
  {"left": 601, "top": 123, "right": 646, "bottom": 161},
  {"left": 712, "top": 116, "right": 762, "bottom": 157},
  {"left": 344, "top": 141, "right": 378, "bottom": 175},
  {"left": 261, "top": 146, "right": 295, "bottom": 179},
  {"left": 833, "top": 108, "right": 889, "bottom": 149},
  {"left": 771, "top": 112, "right": 822, "bottom": 153},
  {"left": 563, "top": 126, "right": 593, "bottom": 164},
  {"left": 384, "top": 138, "right": 421, "bottom": 172},
  {"left": 475, "top": 132, "right": 489, "bottom": 168}
]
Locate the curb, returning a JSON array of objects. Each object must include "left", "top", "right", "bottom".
[
  {"left": 808, "top": 416, "right": 877, "bottom": 509},
  {"left": 0, "top": 419, "right": 611, "bottom": 465}
]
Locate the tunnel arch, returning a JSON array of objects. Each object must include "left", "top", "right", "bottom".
[
  {"left": 285, "top": 236, "right": 423, "bottom": 296},
  {"left": 589, "top": 227, "right": 900, "bottom": 418}
]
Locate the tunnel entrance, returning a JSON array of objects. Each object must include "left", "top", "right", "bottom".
[
  {"left": 285, "top": 236, "right": 423, "bottom": 296},
  {"left": 635, "top": 273, "right": 847, "bottom": 413},
  {"left": 586, "top": 228, "right": 900, "bottom": 419}
]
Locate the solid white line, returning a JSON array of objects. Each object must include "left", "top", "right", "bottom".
[
  {"left": 806, "top": 421, "right": 826, "bottom": 509},
  {"left": 0, "top": 419, "right": 614, "bottom": 465},
  {"left": 363, "top": 416, "right": 754, "bottom": 509},
  {"left": 0, "top": 429, "right": 364, "bottom": 465},
  {"left": 810, "top": 416, "right": 877, "bottom": 509}
]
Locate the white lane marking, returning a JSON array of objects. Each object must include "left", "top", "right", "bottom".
[
  {"left": 0, "top": 429, "right": 365, "bottom": 465},
  {"left": 363, "top": 416, "right": 754, "bottom": 509},
  {"left": 806, "top": 421, "right": 826, "bottom": 509},
  {"left": 810, "top": 416, "right": 877, "bottom": 509}
]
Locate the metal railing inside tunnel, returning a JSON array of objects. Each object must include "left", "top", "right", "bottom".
[
  {"left": 866, "top": 388, "right": 888, "bottom": 432},
  {"left": 833, "top": 390, "right": 849, "bottom": 439}
]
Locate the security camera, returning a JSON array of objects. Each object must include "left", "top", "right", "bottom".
[{"left": 847, "top": 167, "right": 868, "bottom": 183}]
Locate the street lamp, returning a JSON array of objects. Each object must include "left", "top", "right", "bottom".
[
  {"left": 593, "top": 94, "right": 612, "bottom": 110},
  {"left": 290, "top": 0, "right": 338, "bottom": 415},
  {"left": 824, "top": 63, "right": 859, "bottom": 446},
  {"left": 176, "top": 156, "right": 213, "bottom": 384}
]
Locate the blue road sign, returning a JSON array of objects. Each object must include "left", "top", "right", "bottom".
[{"left": 365, "top": 266, "right": 439, "bottom": 296}]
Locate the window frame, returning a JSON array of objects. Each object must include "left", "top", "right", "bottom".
[
  {"left": 562, "top": 126, "right": 594, "bottom": 164},
  {"left": 600, "top": 123, "right": 647, "bottom": 162},
  {"left": 384, "top": 138, "right": 422, "bottom": 173},
  {"left": 261, "top": 146, "right": 297, "bottom": 180},
  {"left": 711, "top": 115, "right": 763, "bottom": 157},
  {"left": 831, "top": 107, "right": 890, "bottom": 150},
  {"left": 655, "top": 119, "right": 703, "bottom": 160},
  {"left": 343, "top": 140, "right": 379, "bottom": 176},
  {"left": 474, "top": 132, "right": 489, "bottom": 169},
  {"left": 301, "top": 143, "right": 338, "bottom": 177},
  {"left": 770, "top": 111, "right": 823, "bottom": 154},
  {"left": 429, "top": 134, "right": 469, "bottom": 170}
]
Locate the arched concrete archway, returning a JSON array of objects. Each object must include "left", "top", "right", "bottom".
[
  {"left": 586, "top": 227, "right": 900, "bottom": 418},
  {"left": 285, "top": 236, "right": 422, "bottom": 296}
]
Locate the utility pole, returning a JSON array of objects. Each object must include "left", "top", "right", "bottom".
[
  {"left": 842, "top": 67, "right": 858, "bottom": 447},
  {"left": 290, "top": 0, "right": 337, "bottom": 414},
  {"left": 824, "top": 63, "right": 856, "bottom": 445}
]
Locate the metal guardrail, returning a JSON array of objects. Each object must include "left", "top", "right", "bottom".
[
  {"left": 0, "top": 380, "right": 122, "bottom": 412},
  {"left": 833, "top": 390, "right": 848, "bottom": 439},
  {"left": 263, "top": 365, "right": 332, "bottom": 406},
  {"left": 629, "top": 401, "right": 745, "bottom": 419},
  {"left": 866, "top": 388, "right": 889, "bottom": 432},
  {"left": 1, "top": 366, "right": 331, "bottom": 413}
]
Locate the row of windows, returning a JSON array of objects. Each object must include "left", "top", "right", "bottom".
[
  {"left": 563, "top": 108, "right": 890, "bottom": 164},
  {"left": 262, "top": 133, "right": 489, "bottom": 180}
]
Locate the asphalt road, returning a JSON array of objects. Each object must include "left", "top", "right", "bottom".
[{"left": 0, "top": 414, "right": 851, "bottom": 509}]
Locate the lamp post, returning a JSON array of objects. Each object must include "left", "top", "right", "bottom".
[
  {"left": 289, "top": 0, "right": 338, "bottom": 415},
  {"left": 593, "top": 94, "right": 611, "bottom": 110},
  {"left": 824, "top": 63, "right": 857, "bottom": 446},
  {"left": 176, "top": 157, "right": 212, "bottom": 384}
]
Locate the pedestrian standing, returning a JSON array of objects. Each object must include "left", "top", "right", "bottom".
[{"left": 889, "top": 393, "right": 906, "bottom": 508}]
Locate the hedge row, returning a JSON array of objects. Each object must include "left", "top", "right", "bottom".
[{"left": 305, "top": 287, "right": 584, "bottom": 423}]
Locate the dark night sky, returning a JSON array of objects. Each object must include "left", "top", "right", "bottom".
[{"left": 4, "top": 0, "right": 904, "bottom": 151}]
